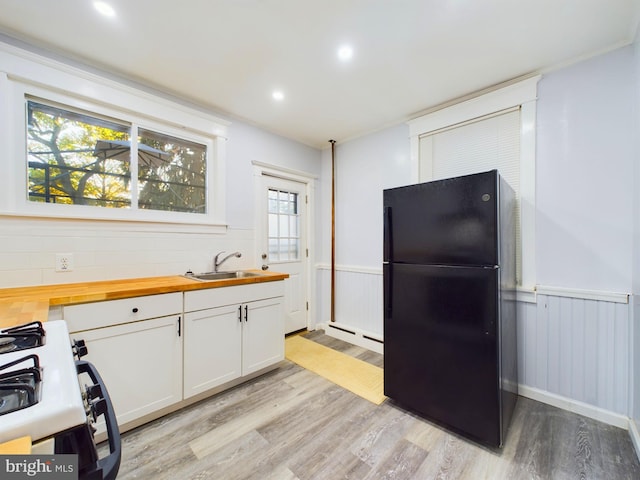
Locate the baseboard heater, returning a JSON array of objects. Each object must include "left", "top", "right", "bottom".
[
  {"left": 327, "top": 324, "right": 384, "bottom": 344},
  {"left": 364, "top": 335, "right": 383, "bottom": 344},
  {"left": 327, "top": 323, "right": 355, "bottom": 335}
]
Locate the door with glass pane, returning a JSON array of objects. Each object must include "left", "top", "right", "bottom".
[{"left": 259, "top": 175, "right": 308, "bottom": 334}]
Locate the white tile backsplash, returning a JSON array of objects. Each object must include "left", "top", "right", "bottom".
[{"left": 0, "top": 217, "right": 255, "bottom": 288}]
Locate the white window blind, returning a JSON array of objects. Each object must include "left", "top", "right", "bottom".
[{"left": 418, "top": 107, "right": 522, "bottom": 284}]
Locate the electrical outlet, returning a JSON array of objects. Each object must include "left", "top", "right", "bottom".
[{"left": 55, "top": 253, "right": 74, "bottom": 272}]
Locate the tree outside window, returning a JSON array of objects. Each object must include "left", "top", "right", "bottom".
[
  {"left": 137, "top": 128, "right": 206, "bottom": 213},
  {"left": 26, "top": 99, "right": 207, "bottom": 214},
  {"left": 27, "top": 100, "right": 131, "bottom": 207}
]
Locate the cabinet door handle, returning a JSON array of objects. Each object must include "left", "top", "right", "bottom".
[
  {"left": 244, "top": 305, "right": 248, "bottom": 322},
  {"left": 238, "top": 305, "right": 242, "bottom": 322},
  {"left": 177, "top": 316, "right": 181, "bottom": 337},
  {"left": 132, "top": 307, "right": 139, "bottom": 313}
]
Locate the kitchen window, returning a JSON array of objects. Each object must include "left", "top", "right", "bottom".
[
  {"left": 27, "top": 101, "right": 133, "bottom": 208},
  {"left": 0, "top": 63, "right": 228, "bottom": 229},
  {"left": 27, "top": 99, "right": 208, "bottom": 214}
]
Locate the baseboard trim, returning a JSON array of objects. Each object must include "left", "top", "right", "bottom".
[
  {"left": 629, "top": 419, "right": 640, "bottom": 463},
  {"left": 518, "top": 384, "right": 628, "bottom": 429},
  {"left": 319, "top": 322, "right": 384, "bottom": 354}
]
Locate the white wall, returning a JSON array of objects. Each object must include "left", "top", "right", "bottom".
[
  {"left": 531, "top": 46, "right": 636, "bottom": 422},
  {"left": 226, "top": 121, "right": 321, "bottom": 231},
  {"left": 316, "top": 125, "right": 410, "bottom": 336},
  {"left": 333, "top": 125, "right": 412, "bottom": 268},
  {"left": 631, "top": 27, "right": 640, "bottom": 431},
  {"left": 536, "top": 46, "right": 635, "bottom": 293}
]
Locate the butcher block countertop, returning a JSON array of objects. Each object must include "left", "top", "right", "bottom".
[{"left": 0, "top": 270, "right": 288, "bottom": 328}]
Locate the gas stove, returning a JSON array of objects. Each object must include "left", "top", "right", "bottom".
[
  {"left": 0, "top": 321, "right": 86, "bottom": 443},
  {"left": 0, "top": 320, "right": 121, "bottom": 480}
]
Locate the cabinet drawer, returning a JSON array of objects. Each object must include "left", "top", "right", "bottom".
[
  {"left": 64, "top": 292, "right": 183, "bottom": 332},
  {"left": 184, "top": 281, "right": 284, "bottom": 312}
]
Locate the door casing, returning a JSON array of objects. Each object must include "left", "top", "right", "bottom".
[{"left": 253, "top": 161, "right": 315, "bottom": 333}]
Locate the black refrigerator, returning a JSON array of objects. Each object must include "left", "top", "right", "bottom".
[{"left": 383, "top": 170, "right": 518, "bottom": 448}]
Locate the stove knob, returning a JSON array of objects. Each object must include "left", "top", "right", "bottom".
[
  {"left": 90, "top": 398, "right": 107, "bottom": 421},
  {"left": 86, "top": 384, "right": 103, "bottom": 401},
  {"left": 72, "top": 339, "right": 88, "bottom": 359}
]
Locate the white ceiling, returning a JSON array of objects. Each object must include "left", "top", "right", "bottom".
[{"left": 0, "top": 0, "right": 638, "bottom": 149}]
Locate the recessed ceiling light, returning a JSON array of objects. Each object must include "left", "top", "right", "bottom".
[
  {"left": 272, "top": 90, "right": 285, "bottom": 101},
  {"left": 94, "top": 1, "right": 116, "bottom": 17},
  {"left": 337, "top": 45, "right": 354, "bottom": 62}
]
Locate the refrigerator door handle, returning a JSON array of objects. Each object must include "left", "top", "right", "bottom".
[
  {"left": 383, "top": 206, "right": 392, "bottom": 262},
  {"left": 383, "top": 263, "right": 392, "bottom": 318}
]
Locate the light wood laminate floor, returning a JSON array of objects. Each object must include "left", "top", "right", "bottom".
[{"left": 110, "top": 330, "right": 640, "bottom": 479}]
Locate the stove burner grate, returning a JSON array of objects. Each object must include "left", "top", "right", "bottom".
[
  {"left": 0, "top": 354, "right": 41, "bottom": 415},
  {"left": 0, "top": 337, "right": 17, "bottom": 354},
  {"left": 0, "top": 321, "right": 45, "bottom": 354}
]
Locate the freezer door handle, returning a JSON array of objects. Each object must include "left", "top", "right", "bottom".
[{"left": 383, "top": 206, "right": 392, "bottom": 262}]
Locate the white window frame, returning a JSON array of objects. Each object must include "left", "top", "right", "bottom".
[
  {"left": 0, "top": 43, "right": 229, "bottom": 231},
  {"left": 407, "top": 76, "right": 540, "bottom": 295}
]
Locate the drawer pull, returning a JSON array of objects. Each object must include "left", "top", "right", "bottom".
[{"left": 132, "top": 307, "right": 139, "bottom": 313}]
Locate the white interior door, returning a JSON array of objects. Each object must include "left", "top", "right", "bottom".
[{"left": 258, "top": 174, "right": 308, "bottom": 334}]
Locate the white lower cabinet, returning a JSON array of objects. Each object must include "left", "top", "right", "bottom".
[
  {"left": 72, "top": 315, "right": 182, "bottom": 432},
  {"left": 242, "top": 297, "right": 285, "bottom": 375},
  {"left": 64, "top": 293, "right": 183, "bottom": 434},
  {"left": 183, "top": 285, "right": 284, "bottom": 399},
  {"left": 183, "top": 304, "right": 242, "bottom": 398},
  {"left": 63, "top": 282, "right": 284, "bottom": 432}
]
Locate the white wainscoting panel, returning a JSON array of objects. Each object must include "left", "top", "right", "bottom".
[
  {"left": 518, "top": 294, "right": 630, "bottom": 416},
  {"left": 316, "top": 265, "right": 383, "bottom": 338},
  {"left": 335, "top": 268, "right": 384, "bottom": 337}
]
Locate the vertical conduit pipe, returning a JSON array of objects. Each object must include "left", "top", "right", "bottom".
[{"left": 329, "top": 139, "right": 336, "bottom": 322}]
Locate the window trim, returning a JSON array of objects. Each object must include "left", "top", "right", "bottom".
[
  {"left": 0, "top": 43, "right": 229, "bottom": 231},
  {"left": 407, "top": 76, "right": 540, "bottom": 293},
  {"left": 267, "top": 187, "right": 302, "bottom": 263}
]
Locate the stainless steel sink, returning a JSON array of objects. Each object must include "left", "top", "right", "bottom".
[{"left": 184, "top": 270, "right": 263, "bottom": 281}]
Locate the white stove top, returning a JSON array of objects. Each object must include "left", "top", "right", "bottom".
[{"left": 0, "top": 321, "right": 87, "bottom": 443}]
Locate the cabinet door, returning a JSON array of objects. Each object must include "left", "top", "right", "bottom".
[
  {"left": 183, "top": 305, "right": 242, "bottom": 399},
  {"left": 70, "top": 315, "right": 182, "bottom": 433},
  {"left": 242, "top": 297, "right": 284, "bottom": 376}
]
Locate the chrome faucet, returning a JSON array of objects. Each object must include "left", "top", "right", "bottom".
[{"left": 214, "top": 251, "right": 241, "bottom": 272}]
